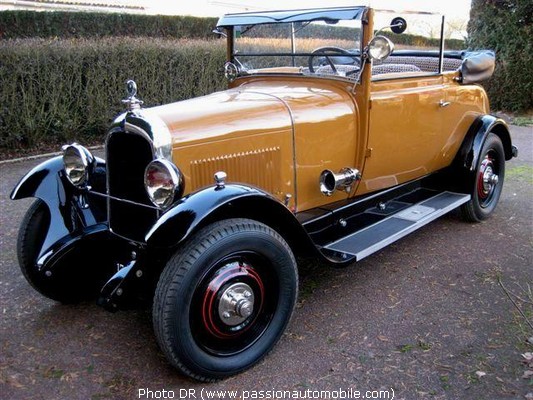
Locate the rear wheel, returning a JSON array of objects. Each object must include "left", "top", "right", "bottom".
[
  {"left": 460, "top": 133, "right": 506, "bottom": 222},
  {"left": 152, "top": 218, "right": 298, "bottom": 381}
]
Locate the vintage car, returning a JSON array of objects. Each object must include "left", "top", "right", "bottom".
[{"left": 11, "top": 6, "right": 517, "bottom": 381}]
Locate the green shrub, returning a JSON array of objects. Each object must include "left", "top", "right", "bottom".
[
  {"left": 0, "top": 38, "right": 226, "bottom": 150},
  {"left": 390, "top": 33, "right": 464, "bottom": 50},
  {"left": 467, "top": 0, "right": 533, "bottom": 112},
  {"left": 245, "top": 23, "right": 464, "bottom": 50},
  {"left": 0, "top": 10, "right": 218, "bottom": 39}
]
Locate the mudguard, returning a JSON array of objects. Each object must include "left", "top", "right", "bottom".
[
  {"left": 145, "top": 184, "right": 318, "bottom": 258},
  {"left": 10, "top": 156, "right": 108, "bottom": 273},
  {"left": 452, "top": 115, "right": 516, "bottom": 190},
  {"left": 456, "top": 115, "right": 515, "bottom": 171}
]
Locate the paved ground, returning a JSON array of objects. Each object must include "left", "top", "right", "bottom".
[{"left": 0, "top": 126, "right": 531, "bottom": 400}]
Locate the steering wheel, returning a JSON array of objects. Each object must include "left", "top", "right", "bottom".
[{"left": 308, "top": 46, "right": 360, "bottom": 76}]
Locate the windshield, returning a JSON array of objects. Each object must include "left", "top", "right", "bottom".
[{"left": 232, "top": 18, "right": 363, "bottom": 80}]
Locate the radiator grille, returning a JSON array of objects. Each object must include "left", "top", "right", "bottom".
[
  {"left": 190, "top": 147, "right": 282, "bottom": 193},
  {"left": 106, "top": 131, "right": 158, "bottom": 241}
]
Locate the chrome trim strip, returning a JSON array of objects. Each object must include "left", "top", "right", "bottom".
[
  {"left": 141, "top": 109, "right": 173, "bottom": 161},
  {"left": 124, "top": 121, "right": 153, "bottom": 146},
  {"left": 439, "top": 15, "right": 445, "bottom": 74},
  {"left": 107, "top": 110, "right": 172, "bottom": 162},
  {"left": 89, "top": 190, "right": 160, "bottom": 210},
  {"left": 371, "top": 71, "right": 442, "bottom": 82}
]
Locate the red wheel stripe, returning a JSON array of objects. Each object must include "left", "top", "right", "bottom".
[{"left": 200, "top": 263, "right": 265, "bottom": 339}]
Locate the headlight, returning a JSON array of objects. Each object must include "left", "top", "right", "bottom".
[
  {"left": 62, "top": 143, "right": 94, "bottom": 187},
  {"left": 144, "top": 159, "right": 184, "bottom": 209}
]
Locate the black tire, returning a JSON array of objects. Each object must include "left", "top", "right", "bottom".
[
  {"left": 17, "top": 199, "right": 87, "bottom": 303},
  {"left": 153, "top": 218, "right": 298, "bottom": 381},
  {"left": 460, "top": 133, "right": 506, "bottom": 222}
]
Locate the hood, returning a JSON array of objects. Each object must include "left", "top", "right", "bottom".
[
  {"left": 148, "top": 88, "right": 293, "bottom": 147},
  {"left": 147, "top": 78, "right": 357, "bottom": 148},
  {"left": 143, "top": 78, "right": 358, "bottom": 210}
]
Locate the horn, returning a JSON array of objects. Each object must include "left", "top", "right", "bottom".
[{"left": 319, "top": 167, "right": 361, "bottom": 196}]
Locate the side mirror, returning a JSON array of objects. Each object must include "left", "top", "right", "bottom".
[
  {"left": 390, "top": 17, "right": 407, "bottom": 34},
  {"left": 224, "top": 62, "right": 239, "bottom": 82},
  {"left": 212, "top": 28, "right": 227, "bottom": 38},
  {"left": 367, "top": 36, "right": 394, "bottom": 61}
]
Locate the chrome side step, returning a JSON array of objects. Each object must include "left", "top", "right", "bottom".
[{"left": 323, "top": 191, "right": 470, "bottom": 262}]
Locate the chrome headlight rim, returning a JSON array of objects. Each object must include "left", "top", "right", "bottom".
[
  {"left": 62, "top": 143, "right": 94, "bottom": 188},
  {"left": 367, "top": 35, "right": 394, "bottom": 62},
  {"left": 144, "top": 158, "right": 184, "bottom": 209}
]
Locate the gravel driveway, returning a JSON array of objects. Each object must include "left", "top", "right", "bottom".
[{"left": 1, "top": 125, "right": 531, "bottom": 400}]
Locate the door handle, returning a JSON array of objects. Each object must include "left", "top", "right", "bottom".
[{"left": 439, "top": 100, "right": 451, "bottom": 108}]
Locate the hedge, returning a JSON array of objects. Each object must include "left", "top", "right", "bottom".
[
  {"left": 0, "top": 10, "right": 218, "bottom": 39},
  {"left": 0, "top": 38, "right": 226, "bottom": 150},
  {"left": 245, "top": 24, "right": 464, "bottom": 50},
  {"left": 468, "top": 0, "right": 532, "bottom": 112},
  {"left": 0, "top": 34, "right": 471, "bottom": 152}
]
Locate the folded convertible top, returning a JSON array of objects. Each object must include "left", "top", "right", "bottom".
[{"left": 460, "top": 50, "right": 495, "bottom": 84}]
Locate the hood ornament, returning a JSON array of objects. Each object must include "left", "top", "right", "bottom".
[{"left": 122, "top": 80, "right": 144, "bottom": 111}]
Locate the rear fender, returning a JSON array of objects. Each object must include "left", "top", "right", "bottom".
[
  {"left": 452, "top": 115, "right": 516, "bottom": 191},
  {"left": 457, "top": 115, "right": 515, "bottom": 171}
]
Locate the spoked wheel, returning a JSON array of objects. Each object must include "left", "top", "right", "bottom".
[
  {"left": 153, "top": 218, "right": 298, "bottom": 381},
  {"left": 461, "top": 133, "right": 506, "bottom": 222}
]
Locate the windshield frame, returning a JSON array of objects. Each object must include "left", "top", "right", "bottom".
[{"left": 217, "top": 6, "right": 368, "bottom": 82}]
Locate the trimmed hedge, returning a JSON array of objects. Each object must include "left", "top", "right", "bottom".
[
  {"left": 0, "top": 10, "right": 218, "bottom": 39},
  {"left": 0, "top": 38, "right": 226, "bottom": 150},
  {"left": 392, "top": 34, "right": 464, "bottom": 51},
  {"left": 468, "top": 0, "right": 532, "bottom": 112},
  {"left": 245, "top": 24, "right": 464, "bottom": 50}
]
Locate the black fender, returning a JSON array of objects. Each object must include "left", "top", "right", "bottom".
[
  {"left": 452, "top": 115, "right": 517, "bottom": 191},
  {"left": 456, "top": 115, "right": 515, "bottom": 171},
  {"left": 10, "top": 155, "right": 109, "bottom": 273},
  {"left": 145, "top": 184, "right": 319, "bottom": 259}
]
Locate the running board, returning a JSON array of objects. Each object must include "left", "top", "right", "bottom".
[{"left": 323, "top": 191, "right": 470, "bottom": 262}]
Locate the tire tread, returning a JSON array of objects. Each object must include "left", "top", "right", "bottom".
[{"left": 152, "top": 218, "right": 297, "bottom": 382}]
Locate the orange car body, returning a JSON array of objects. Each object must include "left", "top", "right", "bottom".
[{"left": 148, "top": 8, "right": 491, "bottom": 213}]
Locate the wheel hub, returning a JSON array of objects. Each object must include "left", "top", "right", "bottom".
[
  {"left": 198, "top": 260, "right": 265, "bottom": 339},
  {"left": 482, "top": 165, "right": 499, "bottom": 190},
  {"left": 218, "top": 282, "right": 255, "bottom": 326},
  {"left": 478, "top": 157, "right": 498, "bottom": 199}
]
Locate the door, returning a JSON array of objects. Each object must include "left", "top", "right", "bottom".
[{"left": 359, "top": 75, "right": 448, "bottom": 194}]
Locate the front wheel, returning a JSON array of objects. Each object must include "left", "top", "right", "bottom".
[
  {"left": 460, "top": 133, "right": 506, "bottom": 222},
  {"left": 152, "top": 218, "right": 298, "bottom": 381},
  {"left": 17, "top": 199, "right": 101, "bottom": 303}
]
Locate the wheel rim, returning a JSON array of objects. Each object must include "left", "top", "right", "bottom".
[
  {"left": 477, "top": 152, "right": 500, "bottom": 208},
  {"left": 190, "top": 252, "right": 278, "bottom": 356}
]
